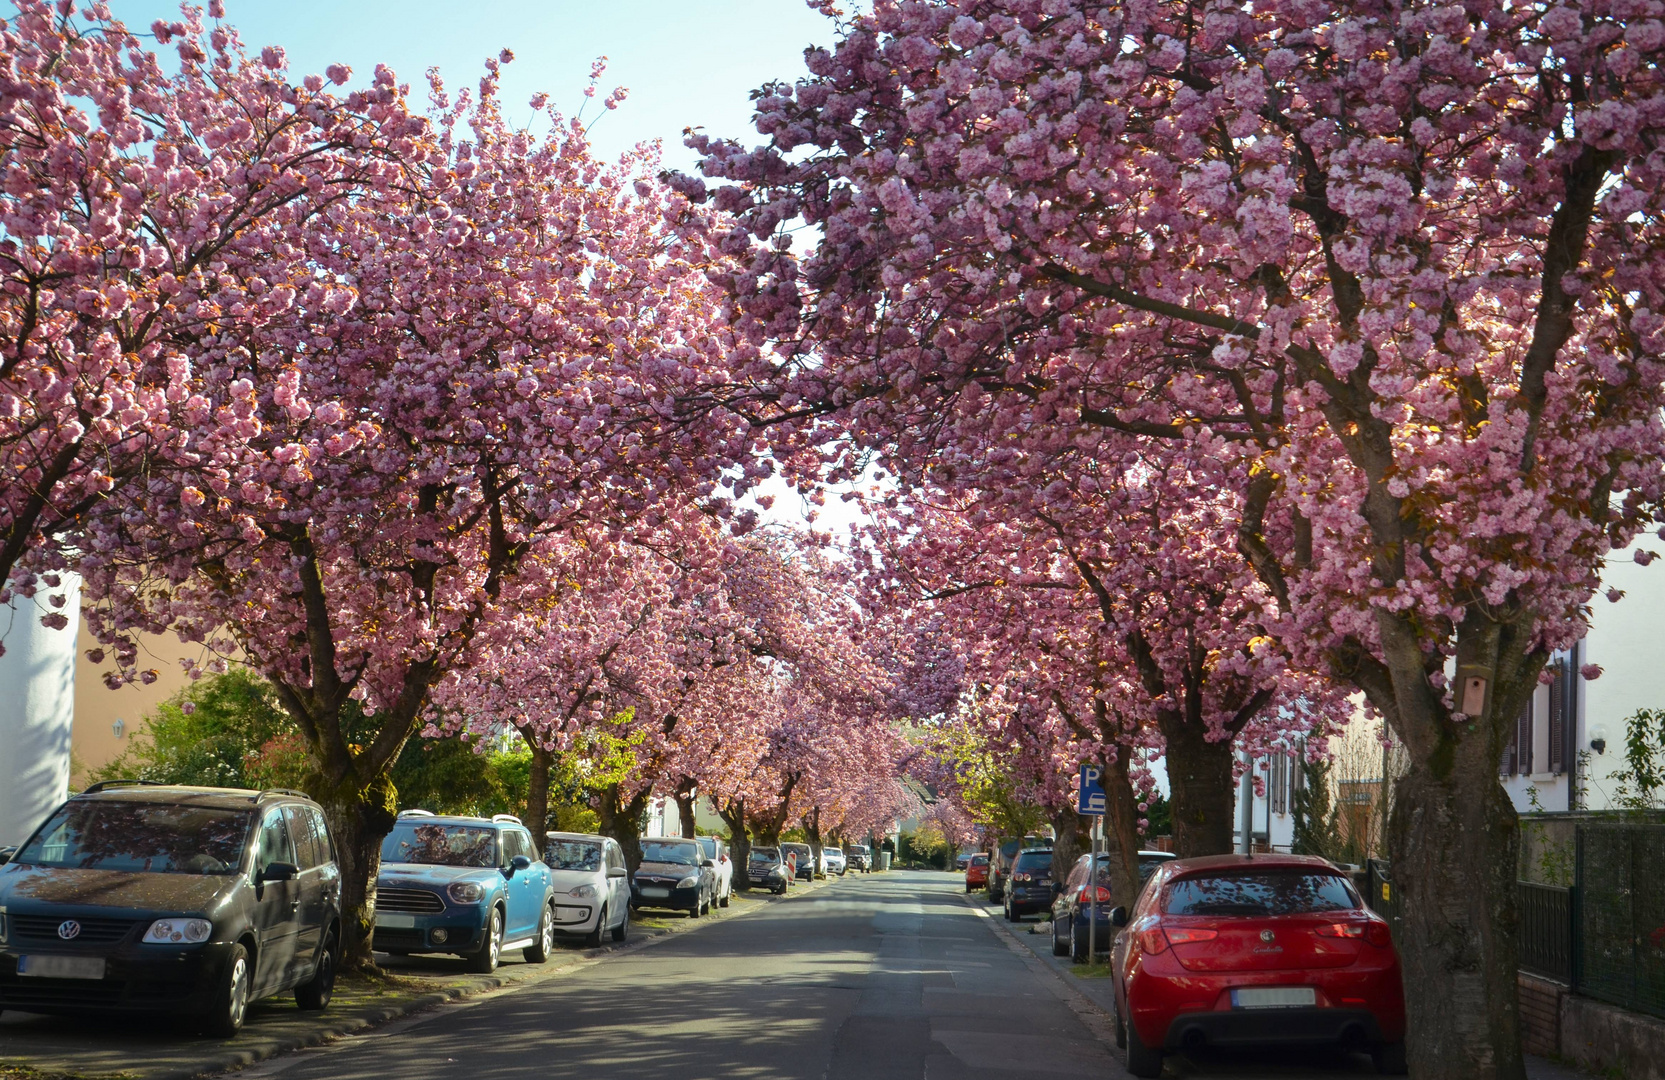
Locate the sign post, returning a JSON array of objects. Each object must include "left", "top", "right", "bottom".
[{"left": 1077, "top": 764, "right": 1106, "bottom": 964}]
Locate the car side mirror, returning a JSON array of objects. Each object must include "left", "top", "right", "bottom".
[
  {"left": 1109, "top": 906, "right": 1130, "bottom": 928},
  {"left": 260, "top": 861, "right": 298, "bottom": 883},
  {"left": 508, "top": 855, "right": 532, "bottom": 875},
  {"left": 607, "top": 866, "right": 628, "bottom": 879},
  {"left": 701, "top": 858, "right": 716, "bottom": 868},
  {"left": 0, "top": 846, "right": 15, "bottom": 866}
]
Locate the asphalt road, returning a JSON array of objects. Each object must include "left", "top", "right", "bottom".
[{"left": 227, "top": 870, "right": 1580, "bottom": 1080}]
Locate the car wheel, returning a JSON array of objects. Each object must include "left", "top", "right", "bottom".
[
  {"left": 295, "top": 933, "right": 336, "bottom": 1011},
  {"left": 1124, "top": 1010, "right": 1163, "bottom": 1079},
  {"left": 466, "top": 906, "right": 503, "bottom": 974},
  {"left": 1070, "top": 920, "right": 1088, "bottom": 964},
  {"left": 611, "top": 904, "right": 629, "bottom": 943},
  {"left": 1051, "top": 919, "right": 1069, "bottom": 957},
  {"left": 203, "top": 943, "right": 250, "bottom": 1037},
  {"left": 584, "top": 904, "right": 606, "bottom": 948},
  {"left": 527, "top": 902, "right": 556, "bottom": 962},
  {"left": 719, "top": 887, "right": 730, "bottom": 909},
  {"left": 690, "top": 897, "right": 703, "bottom": 919},
  {"left": 1004, "top": 901, "right": 1018, "bottom": 922},
  {"left": 1372, "top": 1040, "right": 1408, "bottom": 1075}
]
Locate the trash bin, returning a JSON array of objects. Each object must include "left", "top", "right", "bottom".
[{"left": 877, "top": 851, "right": 892, "bottom": 871}]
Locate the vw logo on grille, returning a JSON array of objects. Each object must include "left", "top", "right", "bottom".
[
  {"left": 1259, "top": 929, "right": 1275, "bottom": 943},
  {"left": 57, "top": 920, "right": 82, "bottom": 940}
]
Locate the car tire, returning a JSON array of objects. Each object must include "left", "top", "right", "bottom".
[
  {"left": 1372, "top": 1040, "right": 1409, "bottom": 1075},
  {"left": 1052, "top": 920, "right": 1069, "bottom": 957},
  {"left": 583, "top": 904, "right": 606, "bottom": 948},
  {"left": 611, "top": 904, "right": 629, "bottom": 943},
  {"left": 1124, "top": 1008, "right": 1163, "bottom": 1079},
  {"left": 527, "top": 902, "right": 556, "bottom": 962},
  {"left": 203, "top": 942, "right": 250, "bottom": 1038},
  {"left": 466, "top": 906, "right": 503, "bottom": 974},
  {"left": 690, "top": 898, "right": 702, "bottom": 919},
  {"left": 1005, "top": 901, "right": 1018, "bottom": 922},
  {"left": 719, "top": 887, "right": 730, "bottom": 908},
  {"left": 295, "top": 933, "right": 336, "bottom": 1011},
  {"left": 1070, "top": 920, "right": 1089, "bottom": 964},
  {"left": 1113, "top": 998, "right": 1128, "bottom": 1049}
]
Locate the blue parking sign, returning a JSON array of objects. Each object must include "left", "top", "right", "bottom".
[{"left": 1077, "top": 764, "right": 1106, "bottom": 815}]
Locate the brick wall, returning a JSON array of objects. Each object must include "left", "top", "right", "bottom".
[{"left": 1518, "top": 972, "right": 1564, "bottom": 1057}]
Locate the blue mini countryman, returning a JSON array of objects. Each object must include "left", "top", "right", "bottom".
[{"left": 371, "top": 812, "right": 555, "bottom": 972}]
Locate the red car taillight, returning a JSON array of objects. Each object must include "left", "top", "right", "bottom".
[
  {"left": 1078, "top": 886, "right": 1111, "bottom": 904},
  {"left": 1317, "top": 920, "right": 1393, "bottom": 947},
  {"left": 1163, "top": 927, "right": 1219, "bottom": 946},
  {"left": 1367, "top": 921, "right": 1393, "bottom": 947},
  {"left": 1137, "top": 927, "right": 1169, "bottom": 954},
  {"left": 1316, "top": 922, "right": 1367, "bottom": 939}
]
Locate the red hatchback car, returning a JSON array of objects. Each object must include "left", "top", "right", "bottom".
[
  {"left": 1109, "top": 854, "right": 1405, "bottom": 1078},
  {"left": 964, "top": 853, "right": 990, "bottom": 892}
]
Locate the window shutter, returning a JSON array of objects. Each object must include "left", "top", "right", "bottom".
[
  {"left": 1548, "top": 654, "right": 1570, "bottom": 775},
  {"left": 1517, "top": 695, "right": 1535, "bottom": 775}
]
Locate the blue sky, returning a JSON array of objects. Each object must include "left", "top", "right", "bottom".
[{"left": 108, "top": 0, "right": 840, "bottom": 174}]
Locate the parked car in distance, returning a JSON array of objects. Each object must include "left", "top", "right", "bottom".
[
  {"left": 1110, "top": 854, "right": 1406, "bottom": 1079},
  {"left": 697, "top": 836, "right": 734, "bottom": 907},
  {"left": 988, "top": 834, "right": 1050, "bottom": 902},
  {"left": 955, "top": 852, "right": 975, "bottom": 871},
  {"left": 542, "top": 832, "right": 631, "bottom": 946},
  {"left": 1052, "top": 850, "right": 1176, "bottom": 961},
  {"left": 844, "top": 845, "right": 870, "bottom": 872},
  {"left": 0, "top": 782, "right": 342, "bottom": 1036},
  {"left": 746, "top": 846, "right": 791, "bottom": 893},
  {"left": 374, "top": 811, "right": 555, "bottom": 974},
  {"left": 822, "top": 847, "right": 847, "bottom": 876},
  {"left": 1003, "top": 848, "right": 1055, "bottom": 921},
  {"left": 781, "top": 842, "right": 815, "bottom": 881},
  {"left": 632, "top": 837, "right": 715, "bottom": 916},
  {"left": 965, "top": 853, "right": 990, "bottom": 892}
]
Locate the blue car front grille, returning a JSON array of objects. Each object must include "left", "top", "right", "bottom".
[{"left": 376, "top": 887, "right": 445, "bottom": 914}]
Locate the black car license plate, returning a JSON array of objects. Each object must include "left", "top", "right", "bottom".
[{"left": 18, "top": 955, "right": 106, "bottom": 980}]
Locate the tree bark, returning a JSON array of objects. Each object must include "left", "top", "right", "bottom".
[
  {"left": 806, "top": 805, "right": 823, "bottom": 878},
  {"left": 1161, "top": 717, "right": 1238, "bottom": 857},
  {"left": 719, "top": 797, "right": 752, "bottom": 889},
  {"left": 1101, "top": 748, "right": 1145, "bottom": 907},
  {"left": 313, "top": 772, "right": 398, "bottom": 971},
  {"left": 597, "top": 785, "right": 649, "bottom": 874},
  {"left": 523, "top": 741, "right": 553, "bottom": 844},
  {"left": 675, "top": 777, "right": 698, "bottom": 839}
]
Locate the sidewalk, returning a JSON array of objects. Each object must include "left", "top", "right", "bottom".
[
  {"left": 0, "top": 875, "right": 847, "bottom": 1080},
  {"left": 967, "top": 893, "right": 1592, "bottom": 1080}
]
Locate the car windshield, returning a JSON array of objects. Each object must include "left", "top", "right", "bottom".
[
  {"left": 749, "top": 848, "right": 778, "bottom": 863},
  {"left": 544, "top": 840, "right": 602, "bottom": 871},
  {"left": 16, "top": 800, "right": 251, "bottom": 875},
  {"left": 641, "top": 841, "right": 699, "bottom": 865},
  {"left": 381, "top": 824, "right": 498, "bottom": 867},
  {"left": 1164, "top": 872, "right": 1359, "bottom": 916},
  {"left": 697, "top": 838, "right": 718, "bottom": 859}
]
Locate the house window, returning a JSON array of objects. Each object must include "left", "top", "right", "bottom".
[{"left": 1499, "top": 647, "right": 1580, "bottom": 777}]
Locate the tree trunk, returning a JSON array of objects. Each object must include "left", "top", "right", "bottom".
[
  {"left": 1101, "top": 748, "right": 1144, "bottom": 907},
  {"left": 719, "top": 798, "right": 752, "bottom": 889},
  {"left": 523, "top": 742, "right": 553, "bottom": 845},
  {"left": 598, "top": 785, "right": 649, "bottom": 874},
  {"left": 806, "top": 805, "right": 823, "bottom": 878},
  {"left": 675, "top": 777, "right": 697, "bottom": 839},
  {"left": 313, "top": 772, "right": 398, "bottom": 972},
  {"left": 1387, "top": 728, "right": 1526, "bottom": 1079},
  {"left": 1161, "top": 718, "right": 1238, "bottom": 857}
]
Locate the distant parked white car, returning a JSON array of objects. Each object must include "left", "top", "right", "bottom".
[
  {"left": 822, "top": 847, "right": 847, "bottom": 876},
  {"left": 697, "top": 836, "right": 733, "bottom": 907},
  {"left": 542, "top": 832, "right": 632, "bottom": 946}
]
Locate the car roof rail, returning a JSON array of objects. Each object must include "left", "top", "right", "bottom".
[
  {"left": 80, "top": 779, "right": 167, "bottom": 794},
  {"left": 491, "top": 814, "right": 523, "bottom": 825},
  {"left": 256, "top": 788, "right": 311, "bottom": 801},
  {"left": 397, "top": 809, "right": 437, "bottom": 818}
]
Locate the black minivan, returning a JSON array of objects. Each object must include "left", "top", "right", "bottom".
[{"left": 0, "top": 782, "right": 343, "bottom": 1035}]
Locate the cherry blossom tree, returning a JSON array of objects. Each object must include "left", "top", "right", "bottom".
[
  {"left": 687, "top": 1, "right": 1665, "bottom": 1073},
  {"left": 0, "top": 1, "right": 419, "bottom": 621},
  {"left": 77, "top": 42, "right": 755, "bottom": 965}
]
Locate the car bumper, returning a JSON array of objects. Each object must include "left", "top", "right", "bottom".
[
  {"left": 1006, "top": 886, "right": 1051, "bottom": 913},
  {"left": 0, "top": 941, "right": 234, "bottom": 1016},
  {"left": 632, "top": 884, "right": 701, "bottom": 910},
  {"left": 372, "top": 913, "right": 489, "bottom": 955},
  {"left": 550, "top": 902, "right": 599, "bottom": 935},
  {"left": 1160, "top": 1007, "right": 1386, "bottom": 1050}
]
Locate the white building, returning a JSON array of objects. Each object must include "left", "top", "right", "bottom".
[{"left": 0, "top": 580, "right": 82, "bottom": 846}]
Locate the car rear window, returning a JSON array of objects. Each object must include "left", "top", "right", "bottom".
[
  {"left": 971, "top": 855, "right": 989, "bottom": 866},
  {"left": 1012, "top": 851, "right": 1052, "bottom": 873},
  {"left": 1164, "top": 871, "right": 1359, "bottom": 916},
  {"left": 19, "top": 801, "right": 252, "bottom": 875}
]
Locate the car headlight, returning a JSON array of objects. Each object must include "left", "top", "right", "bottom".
[
  {"left": 677, "top": 875, "right": 699, "bottom": 889},
  {"left": 143, "top": 918, "right": 212, "bottom": 944},
  {"left": 567, "top": 884, "right": 597, "bottom": 899},
  {"left": 448, "top": 881, "right": 486, "bottom": 904}
]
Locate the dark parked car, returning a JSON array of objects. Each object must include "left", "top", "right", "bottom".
[
  {"left": 780, "top": 842, "right": 815, "bottom": 881},
  {"left": 746, "top": 847, "right": 791, "bottom": 893},
  {"left": 631, "top": 837, "right": 715, "bottom": 916},
  {"left": 0, "top": 782, "right": 342, "bottom": 1036},
  {"left": 373, "top": 811, "right": 556, "bottom": 973},
  {"left": 1051, "top": 850, "right": 1176, "bottom": 961},
  {"left": 1003, "top": 848, "right": 1055, "bottom": 921},
  {"left": 988, "top": 834, "right": 1049, "bottom": 902}
]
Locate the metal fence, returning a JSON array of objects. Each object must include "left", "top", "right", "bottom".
[
  {"left": 1575, "top": 823, "right": 1665, "bottom": 1020},
  {"left": 1518, "top": 882, "right": 1573, "bottom": 983}
]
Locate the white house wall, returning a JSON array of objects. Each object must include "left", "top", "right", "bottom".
[{"left": 0, "top": 579, "right": 81, "bottom": 845}]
